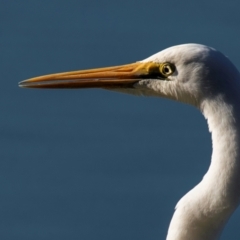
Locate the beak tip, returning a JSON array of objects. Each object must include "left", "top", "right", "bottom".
[
  {"left": 18, "top": 81, "right": 24, "bottom": 88},
  {"left": 18, "top": 79, "right": 40, "bottom": 89},
  {"left": 18, "top": 80, "right": 28, "bottom": 88}
]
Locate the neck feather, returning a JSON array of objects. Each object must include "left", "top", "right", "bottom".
[{"left": 166, "top": 94, "right": 240, "bottom": 240}]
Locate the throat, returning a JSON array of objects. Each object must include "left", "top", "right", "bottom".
[
  {"left": 202, "top": 96, "right": 240, "bottom": 205},
  {"left": 167, "top": 96, "right": 240, "bottom": 240}
]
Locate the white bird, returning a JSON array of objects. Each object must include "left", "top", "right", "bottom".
[{"left": 19, "top": 44, "right": 240, "bottom": 240}]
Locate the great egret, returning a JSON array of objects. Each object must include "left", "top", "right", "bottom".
[{"left": 19, "top": 44, "right": 240, "bottom": 240}]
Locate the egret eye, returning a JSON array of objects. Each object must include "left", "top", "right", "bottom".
[{"left": 160, "top": 63, "right": 175, "bottom": 77}]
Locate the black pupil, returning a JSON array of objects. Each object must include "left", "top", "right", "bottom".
[{"left": 164, "top": 66, "right": 170, "bottom": 73}]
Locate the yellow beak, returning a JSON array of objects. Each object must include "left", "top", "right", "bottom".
[{"left": 19, "top": 62, "right": 162, "bottom": 89}]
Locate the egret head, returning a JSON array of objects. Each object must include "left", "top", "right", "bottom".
[
  {"left": 19, "top": 44, "right": 240, "bottom": 108},
  {"left": 135, "top": 44, "right": 240, "bottom": 107}
]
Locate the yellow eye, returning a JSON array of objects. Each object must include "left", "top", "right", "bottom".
[{"left": 159, "top": 63, "right": 175, "bottom": 77}]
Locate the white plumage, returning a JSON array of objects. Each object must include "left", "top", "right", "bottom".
[{"left": 20, "top": 44, "right": 240, "bottom": 240}]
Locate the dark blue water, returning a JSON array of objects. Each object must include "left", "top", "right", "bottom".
[{"left": 1, "top": 1, "right": 240, "bottom": 239}]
